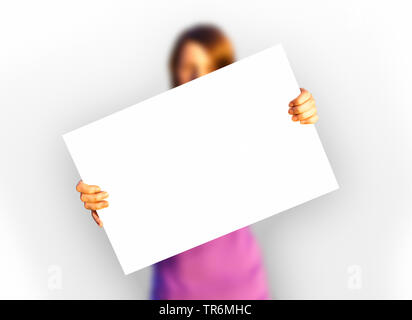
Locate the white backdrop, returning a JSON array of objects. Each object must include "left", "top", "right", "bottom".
[{"left": 0, "top": 0, "right": 411, "bottom": 299}]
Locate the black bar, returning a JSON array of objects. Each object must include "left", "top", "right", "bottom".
[{"left": 0, "top": 300, "right": 409, "bottom": 318}]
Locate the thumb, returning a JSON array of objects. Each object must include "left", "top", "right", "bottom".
[{"left": 91, "top": 210, "right": 103, "bottom": 228}]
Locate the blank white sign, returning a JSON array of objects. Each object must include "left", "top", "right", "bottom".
[{"left": 63, "top": 44, "right": 338, "bottom": 275}]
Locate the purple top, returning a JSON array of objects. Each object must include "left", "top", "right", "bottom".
[{"left": 151, "top": 226, "right": 269, "bottom": 300}]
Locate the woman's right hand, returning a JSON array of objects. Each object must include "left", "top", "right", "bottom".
[{"left": 76, "top": 180, "right": 109, "bottom": 228}]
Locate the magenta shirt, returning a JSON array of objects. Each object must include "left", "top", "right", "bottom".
[{"left": 151, "top": 226, "right": 269, "bottom": 300}]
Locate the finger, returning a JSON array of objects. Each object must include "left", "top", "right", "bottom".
[
  {"left": 288, "top": 97, "right": 315, "bottom": 115},
  {"left": 76, "top": 180, "right": 101, "bottom": 194},
  {"left": 292, "top": 107, "right": 317, "bottom": 121},
  {"left": 91, "top": 210, "right": 103, "bottom": 228},
  {"left": 300, "top": 114, "right": 319, "bottom": 124},
  {"left": 289, "top": 88, "right": 312, "bottom": 107},
  {"left": 84, "top": 200, "right": 109, "bottom": 210},
  {"left": 81, "top": 191, "right": 109, "bottom": 203}
]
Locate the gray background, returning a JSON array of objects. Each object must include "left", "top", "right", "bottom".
[{"left": 0, "top": 0, "right": 411, "bottom": 299}]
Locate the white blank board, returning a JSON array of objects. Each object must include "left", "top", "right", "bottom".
[{"left": 63, "top": 44, "right": 339, "bottom": 275}]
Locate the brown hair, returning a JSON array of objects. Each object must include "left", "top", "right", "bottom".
[{"left": 169, "top": 24, "right": 235, "bottom": 87}]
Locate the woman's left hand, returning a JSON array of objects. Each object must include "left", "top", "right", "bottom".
[{"left": 288, "top": 88, "right": 318, "bottom": 124}]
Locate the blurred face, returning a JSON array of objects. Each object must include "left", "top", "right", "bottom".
[{"left": 176, "top": 41, "right": 214, "bottom": 86}]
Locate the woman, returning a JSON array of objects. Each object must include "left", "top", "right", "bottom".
[{"left": 76, "top": 25, "right": 318, "bottom": 299}]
